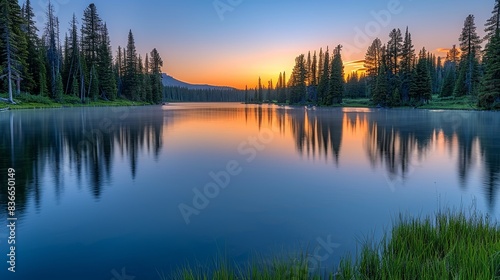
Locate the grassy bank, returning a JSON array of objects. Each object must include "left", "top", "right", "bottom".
[
  {"left": 0, "top": 93, "right": 151, "bottom": 110},
  {"left": 168, "top": 208, "right": 500, "bottom": 280}
]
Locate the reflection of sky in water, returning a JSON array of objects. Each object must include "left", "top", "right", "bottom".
[{"left": 0, "top": 104, "right": 498, "bottom": 279}]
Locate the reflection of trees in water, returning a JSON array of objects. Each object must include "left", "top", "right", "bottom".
[
  {"left": 476, "top": 113, "right": 500, "bottom": 210},
  {"left": 286, "top": 109, "right": 343, "bottom": 164},
  {"left": 362, "top": 109, "right": 500, "bottom": 210},
  {"left": 365, "top": 110, "right": 434, "bottom": 183},
  {"left": 0, "top": 108, "right": 164, "bottom": 218}
]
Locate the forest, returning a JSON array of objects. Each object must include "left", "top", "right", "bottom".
[
  {"left": 250, "top": 0, "right": 500, "bottom": 109},
  {"left": 0, "top": 0, "right": 164, "bottom": 105},
  {"left": 1, "top": 0, "right": 500, "bottom": 108}
]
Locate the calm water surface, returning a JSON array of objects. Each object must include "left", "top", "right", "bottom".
[{"left": 0, "top": 103, "right": 499, "bottom": 279}]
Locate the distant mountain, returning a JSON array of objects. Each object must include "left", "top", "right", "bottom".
[{"left": 161, "top": 73, "right": 236, "bottom": 91}]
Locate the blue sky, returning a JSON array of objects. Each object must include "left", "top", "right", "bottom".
[{"left": 25, "top": 0, "right": 493, "bottom": 88}]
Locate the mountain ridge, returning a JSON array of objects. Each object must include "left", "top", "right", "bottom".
[{"left": 161, "top": 74, "right": 236, "bottom": 91}]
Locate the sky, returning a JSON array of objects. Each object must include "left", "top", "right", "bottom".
[{"left": 26, "top": 0, "right": 493, "bottom": 89}]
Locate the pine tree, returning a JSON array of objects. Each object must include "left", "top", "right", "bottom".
[
  {"left": 317, "top": 47, "right": 329, "bottom": 105},
  {"left": 454, "top": 14, "right": 482, "bottom": 96},
  {"left": 306, "top": 51, "right": 312, "bottom": 85},
  {"left": 327, "top": 45, "right": 344, "bottom": 105},
  {"left": 37, "top": 43, "right": 48, "bottom": 96},
  {"left": 410, "top": 48, "right": 432, "bottom": 104},
  {"left": 116, "top": 46, "right": 123, "bottom": 97},
  {"left": 81, "top": 3, "right": 102, "bottom": 69},
  {"left": 63, "top": 14, "right": 81, "bottom": 96},
  {"left": 0, "top": 0, "right": 18, "bottom": 102},
  {"left": 317, "top": 48, "right": 323, "bottom": 85},
  {"left": 21, "top": 0, "right": 38, "bottom": 93},
  {"left": 43, "top": 0, "right": 62, "bottom": 100},
  {"left": 136, "top": 54, "right": 145, "bottom": 101},
  {"left": 149, "top": 48, "right": 163, "bottom": 104},
  {"left": 277, "top": 72, "right": 286, "bottom": 103},
  {"left": 289, "top": 54, "right": 307, "bottom": 104},
  {"left": 484, "top": 0, "right": 500, "bottom": 44},
  {"left": 257, "top": 76, "right": 263, "bottom": 102},
  {"left": 386, "top": 28, "right": 403, "bottom": 75},
  {"left": 479, "top": 13, "right": 500, "bottom": 108},
  {"left": 400, "top": 27, "right": 415, "bottom": 103},
  {"left": 97, "top": 23, "right": 116, "bottom": 100},
  {"left": 364, "top": 38, "right": 382, "bottom": 96},
  {"left": 373, "top": 57, "right": 388, "bottom": 106},
  {"left": 311, "top": 51, "right": 317, "bottom": 86},
  {"left": 123, "top": 30, "right": 138, "bottom": 100}
]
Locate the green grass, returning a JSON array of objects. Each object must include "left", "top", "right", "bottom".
[
  {"left": 165, "top": 252, "right": 332, "bottom": 280},
  {"left": 336, "top": 208, "right": 500, "bottom": 279},
  {"left": 418, "top": 95, "right": 479, "bottom": 110},
  {"left": 167, "top": 207, "right": 500, "bottom": 280},
  {"left": 0, "top": 92, "right": 152, "bottom": 110}
]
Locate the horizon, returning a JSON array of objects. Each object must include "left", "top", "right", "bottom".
[{"left": 25, "top": 0, "right": 492, "bottom": 90}]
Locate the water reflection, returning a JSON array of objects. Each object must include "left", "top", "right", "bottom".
[
  {"left": 278, "top": 108, "right": 500, "bottom": 210},
  {"left": 0, "top": 107, "right": 164, "bottom": 216},
  {"left": 0, "top": 105, "right": 499, "bottom": 221}
]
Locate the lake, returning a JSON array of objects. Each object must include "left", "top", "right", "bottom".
[{"left": 0, "top": 103, "right": 499, "bottom": 279}]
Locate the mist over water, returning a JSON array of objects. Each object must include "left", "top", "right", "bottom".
[{"left": 0, "top": 104, "right": 498, "bottom": 279}]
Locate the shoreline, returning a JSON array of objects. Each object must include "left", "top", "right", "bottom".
[{"left": 0, "top": 95, "right": 489, "bottom": 112}]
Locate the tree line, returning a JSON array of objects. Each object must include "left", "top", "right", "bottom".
[
  {"left": 0, "top": 0, "right": 164, "bottom": 104},
  {"left": 256, "top": 0, "right": 500, "bottom": 109}
]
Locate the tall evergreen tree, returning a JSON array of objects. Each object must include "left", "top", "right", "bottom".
[
  {"left": 364, "top": 38, "right": 383, "bottom": 96},
  {"left": 306, "top": 51, "right": 312, "bottom": 85},
  {"left": 317, "top": 48, "right": 323, "bottom": 85},
  {"left": 44, "top": 0, "right": 62, "bottom": 99},
  {"left": 327, "top": 45, "right": 344, "bottom": 105},
  {"left": 410, "top": 48, "right": 432, "bottom": 104},
  {"left": 479, "top": 6, "right": 500, "bottom": 109},
  {"left": 317, "top": 47, "right": 329, "bottom": 105},
  {"left": 484, "top": 0, "right": 500, "bottom": 44},
  {"left": 81, "top": 3, "right": 102, "bottom": 69},
  {"left": 400, "top": 27, "right": 415, "bottom": 103},
  {"left": 311, "top": 50, "right": 317, "bottom": 86},
  {"left": 257, "top": 76, "right": 263, "bottom": 102},
  {"left": 81, "top": 3, "right": 103, "bottom": 100},
  {"left": 63, "top": 14, "right": 81, "bottom": 96},
  {"left": 373, "top": 55, "right": 389, "bottom": 106},
  {"left": 289, "top": 54, "right": 307, "bottom": 104},
  {"left": 455, "top": 14, "right": 482, "bottom": 96},
  {"left": 97, "top": 23, "right": 116, "bottom": 100},
  {"left": 123, "top": 29, "right": 138, "bottom": 100},
  {"left": 149, "top": 48, "right": 163, "bottom": 104},
  {"left": 0, "top": 0, "right": 19, "bottom": 102},
  {"left": 20, "top": 0, "right": 37, "bottom": 93},
  {"left": 386, "top": 28, "right": 403, "bottom": 75}
]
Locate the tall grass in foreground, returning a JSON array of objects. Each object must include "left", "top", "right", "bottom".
[
  {"left": 167, "top": 208, "right": 500, "bottom": 279},
  {"left": 337, "top": 209, "right": 500, "bottom": 279}
]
